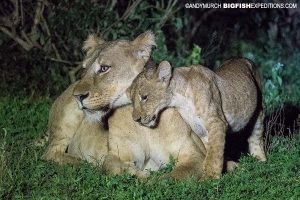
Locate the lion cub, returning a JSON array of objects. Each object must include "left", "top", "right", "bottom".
[{"left": 128, "top": 58, "right": 266, "bottom": 178}]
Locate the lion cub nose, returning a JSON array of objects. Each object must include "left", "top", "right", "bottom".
[
  {"left": 132, "top": 112, "right": 141, "bottom": 123},
  {"left": 74, "top": 92, "right": 89, "bottom": 103}
]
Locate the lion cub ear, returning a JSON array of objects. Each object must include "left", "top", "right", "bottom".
[
  {"left": 131, "top": 30, "right": 156, "bottom": 60},
  {"left": 125, "top": 84, "right": 133, "bottom": 102},
  {"left": 157, "top": 61, "right": 172, "bottom": 84}
]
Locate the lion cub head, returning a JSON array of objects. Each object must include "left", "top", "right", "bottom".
[
  {"left": 73, "top": 31, "right": 156, "bottom": 117},
  {"left": 128, "top": 61, "right": 173, "bottom": 127}
]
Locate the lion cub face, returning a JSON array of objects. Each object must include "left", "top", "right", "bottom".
[
  {"left": 73, "top": 31, "right": 155, "bottom": 116},
  {"left": 129, "top": 61, "right": 173, "bottom": 127}
]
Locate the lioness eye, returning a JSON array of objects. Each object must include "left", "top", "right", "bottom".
[
  {"left": 97, "top": 65, "right": 111, "bottom": 74},
  {"left": 140, "top": 94, "right": 148, "bottom": 102}
]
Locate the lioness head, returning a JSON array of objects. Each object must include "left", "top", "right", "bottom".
[
  {"left": 128, "top": 61, "right": 173, "bottom": 127},
  {"left": 73, "top": 31, "right": 156, "bottom": 118}
]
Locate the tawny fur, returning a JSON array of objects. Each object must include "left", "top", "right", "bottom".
[
  {"left": 43, "top": 31, "right": 209, "bottom": 179},
  {"left": 129, "top": 58, "right": 266, "bottom": 178}
]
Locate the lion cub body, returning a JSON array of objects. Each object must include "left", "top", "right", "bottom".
[{"left": 129, "top": 58, "right": 266, "bottom": 178}]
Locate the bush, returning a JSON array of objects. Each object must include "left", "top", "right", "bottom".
[{"left": 1, "top": 0, "right": 299, "bottom": 98}]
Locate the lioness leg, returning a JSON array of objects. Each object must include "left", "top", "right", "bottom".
[
  {"left": 42, "top": 83, "right": 84, "bottom": 164},
  {"left": 248, "top": 111, "right": 266, "bottom": 161},
  {"left": 42, "top": 136, "right": 80, "bottom": 164},
  {"left": 67, "top": 118, "right": 108, "bottom": 165},
  {"left": 42, "top": 109, "right": 82, "bottom": 164},
  {"left": 107, "top": 131, "right": 150, "bottom": 178},
  {"left": 103, "top": 154, "right": 148, "bottom": 178},
  {"left": 202, "top": 116, "right": 227, "bottom": 179}
]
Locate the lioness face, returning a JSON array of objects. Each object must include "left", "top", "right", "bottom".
[
  {"left": 129, "top": 61, "right": 173, "bottom": 127},
  {"left": 73, "top": 31, "right": 155, "bottom": 117}
]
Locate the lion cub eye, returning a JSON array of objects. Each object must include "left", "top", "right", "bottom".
[
  {"left": 97, "top": 65, "right": 111, "bottom": 74},
  {"left": 140, "top": 94, "right": 148, "bottom": 102}
]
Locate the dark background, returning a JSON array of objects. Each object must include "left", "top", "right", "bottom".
[{"left": 0, "top": 0, "right": 299, "bottom": 100}]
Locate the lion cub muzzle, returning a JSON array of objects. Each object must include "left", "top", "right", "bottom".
[{"left": 132, "top": 109, "right": 157, "bottom": 128}]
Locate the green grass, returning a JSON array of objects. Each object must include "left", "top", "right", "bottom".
[
  {"left": 0, "top": 96, "right": 299, "bottom": 199},
  {"left": 1, "top": 41, "right": 299, "bottom": 199}
]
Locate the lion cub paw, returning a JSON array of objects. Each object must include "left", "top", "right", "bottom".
[
  {"left": 226, "top": 161, "right": 239, "bottom": 172},
  {"left": 202, "top": 161, "right": 222, "bottom": 180}
]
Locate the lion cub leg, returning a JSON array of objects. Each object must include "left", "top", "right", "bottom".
[
  {"left": 165, "top": 133, "right": 205, "bottom": 180},
  {"left": 202, "top": 116, "right": 227, "bottom": 179},
  {"left": 248, "top": 111, "right": 267, "bottom": 161},
  {"left": 170, "top": 148, "right": 205, "bottom": 180},
  {"left": 171, "top": 159, "right": 203, "bottom": 180}
]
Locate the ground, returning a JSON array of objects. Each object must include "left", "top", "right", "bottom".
[{"left": 0, "top": 95, "right": 299, "bottom": 199}]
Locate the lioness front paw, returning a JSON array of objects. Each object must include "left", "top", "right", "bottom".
[{"left": 123, "top": 162, "right": 149, "bottom": 179}]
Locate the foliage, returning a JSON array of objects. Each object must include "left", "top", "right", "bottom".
[
  {"left": 234, "top": 40, "right": 300, "bottom": 112},
  {"left": 1, "top": 1, "right": 299, "bottom": 97},
  {"left": 0, "top": 0, "right": 184, "bottom": 96},
  {"left": 185, "top": 44, "right": 201, "bottom": 66},
  {"left": 151, "top": 31, "right": 201, "bottom": 67},
  {"left": 263, "top": 62, "right": 284, "bottom": 111}
]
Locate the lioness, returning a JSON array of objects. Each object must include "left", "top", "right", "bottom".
[
  {"left": 43, "top": 31, "right": 157, "bottom": 165},
  {"left": 43, "top": 31, "right": 207, "bottom": 179},
  {"left": 128, "top": 59, "right": 266, "bottom": 178},
  {"left": 43, "top": 31, "right": 157, "bottom": 167}
]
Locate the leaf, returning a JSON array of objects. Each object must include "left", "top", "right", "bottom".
[
  {"left": 174, "top": 18, "right": 183, "bottom": 30},
  {"left": 277, "top": 76, "right": 282, "bottom": 86}
]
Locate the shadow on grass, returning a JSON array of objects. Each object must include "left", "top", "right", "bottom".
[{"left": 224, "top": 103, "right": 300, "bottom": 162}]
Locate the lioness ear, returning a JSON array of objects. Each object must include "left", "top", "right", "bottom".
[
  {"left": 157, "top": 61, "right": 172, "bottom": 84},
  {"left": 82, "top": 34, "right": 105, "bottom": 68},
  {"left": 83, "top": 34, "right": 105, "bottom": 52},
  {"left": 131, "top": 30, "right": 156, "bottom": 60}
]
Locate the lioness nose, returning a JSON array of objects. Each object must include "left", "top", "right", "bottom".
[{"left": 74, "top": 92, "right": 89, "bottom": 103}]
